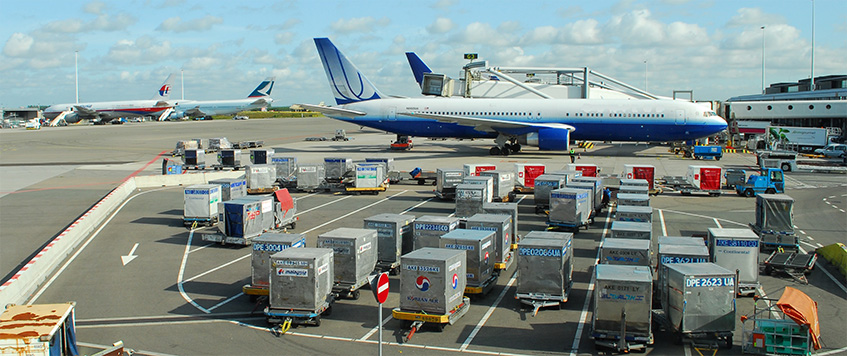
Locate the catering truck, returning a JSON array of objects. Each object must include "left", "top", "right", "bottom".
[{"left": 767, "top": 126, "right": 829, "bottom": 153}]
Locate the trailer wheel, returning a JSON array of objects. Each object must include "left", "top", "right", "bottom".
[
  {"left": 781, "top": 163, "right": 791, "bottom": 172},
  {"left": 724, "top": 335, "right": 733, "bottom": 349},
  {"left": 314, "top": 315, "right": 321, "bottom": 327},
  {"left": 350, "top": 290, "right": 360, "bottom": 300},
  {"left": 744, "top": 189, "right": 755, "bottom": 198}
]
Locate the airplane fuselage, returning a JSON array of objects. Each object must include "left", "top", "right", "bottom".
[
  {"left": 43, "top": 100, "right": 172, "bottom": 121},
  {"left": 173, "top": 97, "right": 272, "bottom": 117},
  {"left": 329, "top": 97, "right": 727, "bottom": 142}
]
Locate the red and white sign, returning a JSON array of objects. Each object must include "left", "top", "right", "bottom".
[
  {"left": 373, "top": 272, "right": 389, "bottom": 304},
  {"left": 623, "top": 164, "right": 655, "bottom": 190},
  {"left": 514, "top": 163, "right": 545, "bottom": 187}
]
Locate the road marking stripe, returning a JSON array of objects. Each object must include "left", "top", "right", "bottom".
[
  {"left": 570, "top": 207, "right": 613, "bottom": 356},
  {"left": 460, "top": 271, "right": 517, "bottom": 351},
  {"left": 208, "top": 292, "right": 244, "bottom": 312},
  {"left": 178, "top": 230, "right": 211, "bottom": 314},
  {"left": 658, "top": 209, "right": 667, "bottom": 236},
  {"left": 713, "top": 218, "right": 723, "bottom": 229},
  {"left": 183, "top": 254, "right": 250, "bottom": 283},
  {"left": 295, "top": 196, "right": 353, "bottom": 216},
  {"left": 358, "top": 313, "right": 393, "bottom": 341},
  {"left": 399, "top": 197, "right": 434, "bottom": 215}
]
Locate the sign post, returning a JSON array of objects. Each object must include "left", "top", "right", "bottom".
[{"left": 371, "top": 272, "right": 389, "bottom": 356}]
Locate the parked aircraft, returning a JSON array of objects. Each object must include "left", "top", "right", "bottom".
[
  {"left": 43, "top": 74, "right": 176, "bottom": 125},
  {"left": 303, "top": 38, "right": 727, "bottom": 155},
  {"left": 167, "top": 78, "right": 275, "bottom": 120}
]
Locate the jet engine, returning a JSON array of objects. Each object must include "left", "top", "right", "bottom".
[
  {"left": 518, "top": 128, "right": 570, "bottom": 151},
  {"left": 167, "top": 111, "right": 186, "bottom": 121}
]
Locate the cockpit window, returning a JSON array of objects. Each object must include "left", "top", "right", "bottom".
[{"left": 703, "top": 110, "right": 718, "bottom": 117}]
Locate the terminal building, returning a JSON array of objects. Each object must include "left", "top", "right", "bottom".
[{"left": 723, "top": 75, "right": 847, "bottom": 141}]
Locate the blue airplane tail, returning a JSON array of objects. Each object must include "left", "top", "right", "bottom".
[
  {"left": 248, "top": 77, "right": 275, "bottom": 97},
  {"left": 405, "top": 52, "right": 433, "bottom": 88},
  {"left": 314, "top": 37, "right": 383, "bottom": 105}
]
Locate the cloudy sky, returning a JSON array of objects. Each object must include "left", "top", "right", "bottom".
[{"left": 1, "top": 0, "right": 844, "bottom": 108}]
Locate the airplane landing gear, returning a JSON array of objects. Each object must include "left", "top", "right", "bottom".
[{"left": 490, "top": 135, "right": 519, "bottom": 156}]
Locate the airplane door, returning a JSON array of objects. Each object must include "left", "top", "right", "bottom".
[
  {"left": 388, "top": 107, "right": 396, "bottom": 121},
  {"left": 675, "top": 110, "right": 686, "bottom": 125}
]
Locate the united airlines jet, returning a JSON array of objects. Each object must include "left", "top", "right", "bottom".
[{"left": 302, "top": 38, "right": 727, "bottom": 155}]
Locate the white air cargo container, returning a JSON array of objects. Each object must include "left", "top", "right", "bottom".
[
  {"left": 250, "top": 233, "right": 306, "bottom": 290},
  {"left": 209, "top": 177, "right": 247, "bottom": 202},
  {"left": 708, "top": 228, "right": 760, "bottom": 295},
  {"left": 296, "top": 164, "right": 325, "bottom": 191},
  {"left": 0, "top": 303, "right": 78, "bottom": 356},
  {"left": 463, "top": 175, "right": 494, "bottom": 203},
  {"left": 514, "top": 163, "right": 546, "bottom": 189},
  {"left": 436, "top": 168, "right": 464, "bottom": 200},
  {"left": 599, "top": 238, "right": 651, "bottom": 266},
  {"left": 610, "top": 221, "right": 652, "bottom": 240},
  {"left": 246, "top": 164, "right": 277, "bottom": 190},
  {"left": 615, "top": 205, "right": 653, "bottom": 223},
  {"left": 183, "top": 184, "right": 221, "bottom": 225},
  {"left": 413, "top": 215, "right": 460, "bottom": 250},
  {"left": 479, "top": 170, "right": 515, "bottom": 201},
  {"left": 463, "top": 163, "right": 496, "bottom": 177},
  {"left": 566, "top": 163, "right": 599, "bottom": 177},
  {"left": 686, "top": 165, "right": 723, "bottom": 191},
  {"left": 399, "top": 248, "right": 467, "bottom": 315},
  {"left": 439, "top": 229, "right": 495, "bottom": 287},
  {"left": 317, "top": 228, "right": 378, "bottom": 289},
  {"left": 354, "top": 163, "right": 386, "bottom": 188},
  {"left": 269, "top": 248, "right": 334, "bottom": 312}
]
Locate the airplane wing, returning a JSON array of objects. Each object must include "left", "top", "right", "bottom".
[
  {"left": 399, "top": 112, "right": 575, "bottom": 133},
  {"left": 73, "top": 105, "right": 98, "bottom": 116},
  {"left": 299, "top": 103, "right": 366, "bottom": 118},
  {"left": 250, "top": 98, "right": 272, "bottom": 106},
  {"left": 184, "top": 107, "right": 206, "bottom": 117}
]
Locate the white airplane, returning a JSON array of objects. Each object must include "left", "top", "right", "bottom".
[
  {"left": 167, "top": 78, "right": 275, "bottom": 120},
  {"left": 43, "top": 74, "right": 176, "bottom": 125},
  {"left": 303, "top": 38, "right": 727, "bottom": 155}
]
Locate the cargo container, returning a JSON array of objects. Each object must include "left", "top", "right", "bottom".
[
  {"left": 623, "top": 164, "right": 655, "bottom": 190},
  {"left": 183, "top": 184, "right": 221, "bottom": 226},
  {"left": 659, "top": 263, "right": 735, "bottom": 347},
  {"left": 250, "top": 148, "right": 274, "bottom": 165},
  {"left": 751, "top": 194, "right": 798, "bottom": 250},
  {"left": 514, "top": 163, "right": 546, "bottom": 189},
  {"left": 413, "top": 215, "right": 460, "bottom": 250},
  {"left": 270, "top": 154, "right": 297, "bottom": 183},
  {"left": 246, "top": 165, "right": 277, "bottom": 192},
  {"left": 620, "top": 178, "right": 649, "bottom": 188},
  {"left": 615, "top": 205, "right": 653, "bottom": 223},
  {"left": 266, "top": 248, "right": 334, "bottom": 326},
  {"left": 616, "top": 193, "right": 650, "bottom": 207},
  {"left": 687, "top": 165, "right": 722, "bottom": 191},
  {"left": 466, "top": 213, "right": 513, "bottom": 270},
  {"left": 354, "top": 163, "right": 386, "bottom": 188},
  {"left": 479, "top": 170, "right": 516, "bottom": 201},
  {"left": 436, "top": 168, "right": 464, "bottom": 200},
  {"left": 534, "top": 174, "right": 568, "bottom": 212},
  {"left": 547, "top": 169, "right": 583, "bottom": 182},
  {"left": 183, "top": 149, "right": 206, "bottom": 169},
  {"left": 592, "top": 264, "right": 654, "bottom": 352},
  {"left": 364, "top": 213, "right": 415, "bottom": 271},
  {"left": 566, "top": 163, "right": 599, "bottom": 177},
  {"left": 483, "top": 202, "right": 520, "bottom": 249},
  {"left": 708, "top": 228, "right": 760, "bottom": 296},
  {"left": 658, "top": 235, "right": 706, "bottom": 247},
  {"left": 245, "top": 233, "right": 306, "bottom": 298},
  {"left": 0, "top": 303, "right": 78, "bottom": 356},
  {"left": 655, "top": 243, "right": 710, "bottom": 309},
  {"left": 209, "top": 137, "right": 232, "bottom": 151},
  {"left": 455, "top": 183, "right": 487, "bottom": 218},
  {"left": 571, "top": 176, "right": 604, "bottom": 213},
  {"left": 324, "top": 157, "right": 354, "bottom": 180},
  {"left": 272, "top": 188, "right": 298, "bottom": 230},
  {"left": 516, "top": 235, "right": 573, "bottom": 315},
  {"left": 463, "top": 163, "right": 496, "bottom": 177},
  {"left": 365, "top": 157, "right": 395, "bottom": 172},
  {"left": 209, "top": 177, "right": 247, "bottom": 202},
  {"left": 238, "top": 195, "right": 276, "bottom": 231},
  {"left": 399, "top": 248, "right": 467, "bottom": 315},
  {"left": 619, "top": 185, "right": 649, "bottom": 195},
  {"left": 204, "top": 196, "right": 273, "bottom": 244},
  {"left": 600, "top": 238, "right": 651, "bottom": 266},
  {"left": 439, "top": 229, "right": 496, "bottom": 292},
  {"left": 217, "top": 149, "right": 242, "bottom": 169},
  {"left": 463, "top": 175, "right": 494, "bottom": 202},
  {"left": 548, "top": 188, "right": 591, "bottom": 231},
  {"left": 318, "top": 228, "right": 378, "bottom": 298},
  {"left": 610, "top": 221, "right": 652, "bottom": 240},
  {"left": 296, "top": 164, "right": 325, "bottom": 191}
]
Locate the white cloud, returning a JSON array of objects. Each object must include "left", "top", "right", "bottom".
[
  {"left": 3, "top": 33, "right": 34, "bottom": 57},
  {"left": 274, "top": 32, "right": 295, "bottom": 45},
  {"left": 157, "top": 15, "right": 224, "bottom": 32},
  {"left": 84, "top": 1, "right": 107, "bottom": 15},
  {"left": 106, "top": 36, "right": 174, "bottom": 64},
  {"left": 726, "top": 8, "right": 786, "bottom": 28},
  {"left": 330, "top": 17, "right": 391, "bottom": 34},
  {"left": 427, "top": 18, "right": 455, "bottom": 34}
]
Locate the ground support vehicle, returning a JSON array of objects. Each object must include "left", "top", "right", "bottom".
[
  {"left": 232, "top": 140, "right": 264, "bottom": 149},
  {"left": 465, "top": 274, "right": 498, "bottom": 297},
  {"left": 657, "top": 176, "right": 721, "bottom": 196},
  {"left": 265, "top": 300, "right": 333, "bottom": 328},
  {"left": 750, "top": 222, "right": 799, "bottom": 252},
  {"left": 332, "top": 129, "right": 349, "bottom": 141},
  {"left": 757, "top": 150, "right": 797, "bottom": 172},
  {"left": 387, "top": 168, "right": 437, "bottom": 186},
  {"left": 735, "top": 168, "right": 785, "bottom": 197},
  {"left": 763, "top": 251, "right": 817, "bottom": 284},
  {"left": 390, "top": 135, "right": 413, "bottom": 150},
  {"left": 724, "top": 169, "right": 746, "bottom": 189},
  {"left": 693, "top": 145, "right": 723, "bottom": 160},
  {"left": 741, "top": 288, "right": 820, "bottom": 355},
  {"left": 546, "top": 219, "right": 590, "bottom": 233},
  {"left": 393, "top": 297, "right": 470, "bottom": 343}
]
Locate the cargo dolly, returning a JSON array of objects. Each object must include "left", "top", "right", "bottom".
[
  {"left": 516, "top": 289, "right": 571, "bottom": 317},
  {"left": 393, "top": 296, "right": 470, "bottom": 343},
  {"left": 545, "top": 219, "right": 591, "bottom": 233},
  {"left": 749, "top": 223, "right": 799, "bottom": 252},
  {"left": 657, "top": 176, "right": 721, "bottom": 196},
  {"left": 344, "top": 183, "right": 389, "bottom": 195},
  {"left": 592, "top": 309, "right": 654, "bottom": 353},
  {"left": 375, "top": 261, "right": 401, "bottom": 275},
  {"left": 494, "top": 251, "right": 514, "bottom": 271},
  {"left": 264, "top": 299, "right": 333, "bottom": 328},
  {"left": 331, "top": 279, "right": 369, "bottom": 300},
  {"left": 464, "top": 274, "right": 498, "bottom": 297},
  {"left": 652, "top": 309, "right": 732, "bottom": 355},
  {"left": 763, "top": 251, "right": 817, "bottom": 284}
]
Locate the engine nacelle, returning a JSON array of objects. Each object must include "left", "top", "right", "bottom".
[
  {"left": 518, "top": 128, "right": 570, "bottom": 151},
  {"left": 167, "top": 111, "right": 186, "bottom": 121},
  {"left": 62, "top": 112, "right": 80, "bottom": 124}
]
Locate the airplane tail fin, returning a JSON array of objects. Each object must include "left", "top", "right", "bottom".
[
  {"left": 405, "top": 52, "right": 433, "bottom": 89},
  {"left": 314, "top": 37, "right": 383, "bottom": 105},
  {"left": 153, "top": 73, "right": 176, "bottom": 100},
  {"left": 248, "top": 77, "right": 275, "bottom": 97}
]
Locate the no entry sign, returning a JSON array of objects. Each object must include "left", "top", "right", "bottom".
[{"left": 373, "top": 272, "right": 389, "bottom": 304}]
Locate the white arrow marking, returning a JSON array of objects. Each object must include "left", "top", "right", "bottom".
[{"left": 121, "top": 243, "right": 139, "bottom": 266}]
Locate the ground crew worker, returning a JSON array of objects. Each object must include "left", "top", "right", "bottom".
[{"left": 569, "top": 148, "right": 576, "bottom": 163}]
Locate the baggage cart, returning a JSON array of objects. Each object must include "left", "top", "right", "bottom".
[
  {"left": 657, "top": 165, "right": 722, "bottom": 196},
  {"left": 762, "top": 251, "right": 817, "bottom": 284},
  {"left": 534, "top": 174, "right": 567, "bottom": 213},
  {"left": 364, "top": 213, "right": 415, "bottom": 274},
  {"left": 318, "top": 228, "right": 379, "bottom": 300},
  {"left": 183, "top": 149, "right": 206, "bottom": 170},
  {"left": 435, "top": 168, "right": 464, "bottom": 199},
  {"left": 653, "top": 263, "right": 736, "bottom": 352},
  {"left": 265, "top": 248, "right": 334, "bottom": 327},
  {"left": 273, "top": 188, "right": 298, "bottom": 230},
  {"left": 693, "top": 145, "right": 723, "bottom": 160},
  {"left": 547, "top": 188, "right": 591, "bottom": 232},
  {"left": 516, "top": 234, "right": 573, "bottom": 316},
  {"left": 215, "top": 149, "right": 243, "bottom": 170},
  {"left": 750, "top": 194, "right": 799, "bottom": 251},
  {"left": 183, "top": 184, "right": 221, "bottom": 226},
  {"left": 208, "top": 137, "right": 232, "bottom": 152},
  {"left": 740, "top": 287, "right": 819, "bottom": 356},
  {"left": 406, "top": 167, "right": 437, "bottom": 185},
  {"left": 439, "top": 229, "right": 497, "bottom": 296},
  {"left": 243, "top": 233, "right": 306, "bottom": 299},
  {"left": 395, "top": 248, "right": 469, "bottom": 342},
  {"left": 708, "top": 228, "right": 760, "bottom": 296},
  {"left": 592, "top": 264, "right": 654, "bottom": 353}
]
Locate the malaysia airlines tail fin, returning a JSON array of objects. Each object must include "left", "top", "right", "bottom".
[
  {"left": 405, "top": 52, "right": 433, "bottom": 88},
  {"left": 248, "top": 77, "right": 275, "bottom": 98},
  {"left": 314, "top": 37, "right": 383, "bottom": 105},
  {"left": 153, "top": 73, "right": 176, "bottom": 100}
]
